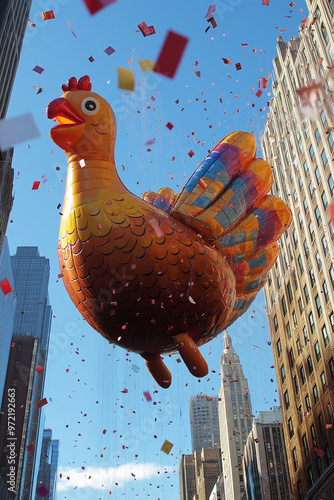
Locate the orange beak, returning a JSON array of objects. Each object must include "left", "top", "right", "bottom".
[{"left": 47, "top": 97, "right": 85, "bottom": 151}]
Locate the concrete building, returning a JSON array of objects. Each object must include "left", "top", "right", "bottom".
[
  {"left": 0, "top": 238, "right": 16, "bottom": 406},
  {"left": 179, "top": 454, "right": 197, "bottom": 500},
  {"left": 0, "top": 247, "right": 52, "bottom": 500},
  {"left": 243, "top": 407, "right": 291, "bottom": 500},
  {"left": 0, "top": 0, "right": 33, "bottom": 119},
  {"left": 261, "top": 1, "right": 334, "bottom": 499},
  {"left": 0, "top": 149, "right": 14, "bottom": 254},
  {"left": 218, "top": 331, "right": 253, "bottom": 499},
  {"left": 35, "top": 429, "right": 59, "bottom": 500},
  {"left": 193, "top": 447, "right": 222, "bottom": 500},
  {"left": 190, "top": 394, "right": 220, "bottom": 452}
]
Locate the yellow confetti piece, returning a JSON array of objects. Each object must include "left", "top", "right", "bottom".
[
  {"left": 117, "top": 67, "right": 135, "bottom": 91},
  {"left": 161, "top": 439, "right": 173, "bottom": 454},
  {"left": 138, "top": 59, "right": 155, "bottom": 72}
]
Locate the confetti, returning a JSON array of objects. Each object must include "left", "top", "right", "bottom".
[
  {"left": 0, "top": 279, "right": 13, "bottom": 296},
  {"left": 32, "top": 181, "right": 40, "bottom": 190},
  {"left": 33, "top": 65, "right": 44, "bottom": 74},
  {"left": 204, "top": 4, "right": 216, "bottom": 18},
  {"left": 104, "top": 46, "right": 115, "bottom": 56},
  {"left": 138, "top": 21, "right": 155, "bottom": 37},
  {"left": 0, "top": 113, "right": 40, "bottom": 150},
  {"left": 67, "top": 21, "right": 77, "bottom": 38},
  {"left": 41, "top": 10, "right": 55, "bottom": 20},
  {"left": 143, "top": 391, "right": 152, "bottom": 402},
  {"left": 117, "top": 68, "right": 135, "bottom": 91},
  {"left": 235, "top": 62, "right": 242, "bottom": 71},
  {"left": 166, "top": 122, "right": 173, "bottom": 130},
  {"left": 138, "top": 59, "right": 155, "bottom": 72},
  {"left": 161, "top": 439, "right": 173, "bottom": 454},
  {"left": 36, "top": 485, "right": 49, "bottom": 497},
  {"left": 36, "top": 398, "right": 48, "bottom": 409},
  {"left": 35, "top": 365, "right": 44, "bottom": 373},
  {"left": 82, "top": 0, "right": 117, "bottom": 15},
  {"left": 154, "top": 31, "right": 189, "bottom": 78}
]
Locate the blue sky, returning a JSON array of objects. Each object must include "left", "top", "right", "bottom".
[{"left": 5, "top": 0, "right": 306, "bottom": 497}]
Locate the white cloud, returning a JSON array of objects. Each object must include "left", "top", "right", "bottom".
[{"left": 57, "top": 462, "right": 171, "bottom": 491}]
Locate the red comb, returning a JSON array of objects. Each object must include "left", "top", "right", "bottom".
[{"left": 61, "top": 75, "right": 92, "bottom": 92}]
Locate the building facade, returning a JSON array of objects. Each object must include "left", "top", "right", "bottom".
[
  {"left": 218, "top": 331, "right": 253, "bottom": 499},
  {"left": 243, "top": 407, "right": 291, "bottom": 500},
  {"left": 190, "top": 394, "right": 220, "bottom": 452},
  {"left": 193, "top": 447, "right": 222, "bottom": 500},
  {"left": 0, "top": 149, "right": 14, "bottom": 254},
  {"left": 262, "top": 1, "right": 334, "bottom": 499},
  {"left": 0, "top": 0, "right": 32, "bottom": 119},
  {"left": 35, "top": 429, "right": 59, "bottom": 500},
  {"left": 0, "top": 238, "right": 16, "bottom": 406},
  {"left": 179, "top": 454, "right": 197, "bottom": 500},
  {"left": 0, "top": 247, "right": 52, "bottom": 500}
]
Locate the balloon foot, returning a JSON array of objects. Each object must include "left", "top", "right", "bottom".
[
  {"left": 142, "top": 353, "right": 172, "bottom": 388},
  {"left": 173, "top": 333, "right": 208, "bottom": 377}
]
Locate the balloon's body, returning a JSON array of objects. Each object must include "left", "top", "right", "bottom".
[{"left": 48, "top": 76, "right": 291, "bottom": 387}]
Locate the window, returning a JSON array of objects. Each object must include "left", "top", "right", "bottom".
[
  {"left": 315, "top": 128, "right": 321, "bottom": 145},
  {"left": 315, "top": 206, "right": 322, "bottom": 227},
  {"left": 284, "top": 390, "right": 290, "bottom": 409},
  {"left": 314, "top": 341, "right": 321, "bottom": 362},
  {"left": 308, "top": 180, "right": 314, "bottom": 198},
  {"left": 329, "top": 357, "right": 334, "bottom": 380},
  {"left": 298, "top": 405, "right": 304, "bottom": 424},
  {"left": 309, "top": 221, "right": 315, "bottom": 241},
  {"left": 296, "top": 337, "right": 302, "bottom": 355},
  {"left": 320, "top": 371, "right": 327, "bottom": 392},
  {"left": 318, "top": 413, "right": 325, "bottom": 435},
  {"left": 321, "top": 191, "right": 328, "bottom": 211},
  {"left": 329, "top": 220, "right": 334, "bottom": 241},
  {"left": 277, "top": 338, "right": 282, "bottom": 357},
  {"left": 303, "top": 160, "right": 309, "bottom": 177},
  {"left": 322, "top": 281, "right": 329, "bottom": 303},
  {"left": 315, "top": 295, "right": 322, "bottom": 317},
  {"left": 320, "top": 110, "right": 327, "bottom": 128},
  {"left": 322, "top": 325, "right": 329, "bottom": 347},
  {"left": 293, "top": 229, "right": 298, "bottom": 248},
  {"left": 288, "top": 243, "right": 294, "bottom": 261},
  {"left": 331, "top": 313, "right": 334, "bottom": 334},
  {"left": 309, "top": 267, "right": 316, "bottom": 287},
  {"left": 298, "top": 255, "right": 304, "bottom": 274},
  {"left": 293, "top": 374, "right": 299, "bottom": 395},
  {"left": 305, "top": 394, "right": 311, "bottom": 413},
  {"left": 280, "top": 364, "right": 286, "bottom": 384},
  {"left": 298, "top": 297, "right": 303, "bottom": 315},
  {"left": 315, "top": 166, "right": 322, "bottom": 186},
  {"left": 282, "top": 296, "right": 287, "bottom": 316},
  {"left": 310, "top": 424, "right": 317, "bottom": 446},
  {"left": 309, "top": 312, "right": 315, "bottom": 333},
  {"left": 313, "top": 384, "right": 319, "bottom": 404},
  {"left": 321, "top": 149, "right": 328, "bottom": 169},
  {"left": 329, "top": 174, "right": 334, "bottom": 197},
  {"left": 288, "top": 417, "right": 294, "bottom": 438},
  {"left": 277, "top": 275, "right": 281, "bottom": 289},
  {"left": 316, "top": 251, "right": 322, "bottom": 271},
  {"left": 307, "top": 355, "right": 314, "bottom": 374},
  {"left": 287, "top": 282, "right": 293, "bottom": 304},
  {"left": 303, "top": 325, "right": 309, "bottom": 346},
  {"left": 327, "top": 403, "right": 334, "bottom": 423},
  {"left": 286, "top": 322, "right": 291, "bottom": 340},
  {"left": 231, "top": 394, "right": 235, "bottom": 401},
  {"left": 316, "top": 457, "right": 323, "bottom": 477},
  {"left": 303, "top": 197, "right": 309, "bottom": 215},
  {"left": 293, "top": 269, "right": 298, "bottom": 290},
  {"left": 304, "top": 284, "right": 310, "bottom": 303},
  {"left": 328, "top": 133, "right": 334, "bottom": 153},
  {"left": 302, "top": 434, "right": 309, "bottom": 457},
  {"left": 322, "top": 236, "right": 329, "bottom": 257},
  {"left": 321, "top": 22, "right": 329, "bottom": 44},
  {"left": 300, "top": 365, "right": 306, "bottom": 385},
  {"left": 274, "top": 315, "right": 278, "bottom": 332},
  {"left": 292, "top": 447, "right": 298, "bottom": 471},
  {"left": 293, "top": 310, "right": 297, "bottom": 327},
  {"left": 308, "top": 466, "right": 314, "bottom": 487},
  {"left": 309, "top": 144, "right": 315, "bottom": 161}
]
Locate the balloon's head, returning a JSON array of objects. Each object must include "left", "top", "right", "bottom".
[{"left": 47, "top": 76, "right": 116, "bottom": 157}]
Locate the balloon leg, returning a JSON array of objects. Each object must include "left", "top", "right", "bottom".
[
  {"left": 173, "top": 333, "right": 208, "bottom": 377},
  {"left": 142, "top": 353, "right": 172, "bottom": 389}
]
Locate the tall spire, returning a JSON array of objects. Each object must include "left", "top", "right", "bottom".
[{"left": 223, "top": 330, "right": 233, "bottom": 353}]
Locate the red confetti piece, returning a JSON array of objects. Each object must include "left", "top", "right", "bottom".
[
  {"left": 154, "top": 31, "right": 189, "bottom": 78},
  {"left": 166, "top": 122, "right": 173, "bottom": 130},
  {"left": 32, "top": 181, "right": 40, "bottom": 190},
  {"left": 41, "top": 10, "right": 55, "bottom": 20},
  {"left": 138, "top": 21, "right": 155, "bottom": 37},
  {"left": 36, "top": 398, "right": 48, "bottom": 409},
  {"left": 256, "top": 90, "right": 262, "bottom": 97},
  {"left": 82, "top": 0, "right": 117, "bottom": 15},
  {"left": 36, "top": 485, "right": 49, "bottom": 497},
  {"left": 26, "top": 444, "right": 35, "bottom": 451},
  {"left": 188, "top": 150, "right": 194, "bottom": 157},
  {"left": 35, "top": 365, "right": 44, "bottom": 373},
  {"left": 235, "top": 62, "right": 242, "bottom": 71},
  {"left": 0, "top": 279, "right": 13, "bottom": 295},
  {"left": 143, "top": 391, "right": 152, "bottom": 401}
]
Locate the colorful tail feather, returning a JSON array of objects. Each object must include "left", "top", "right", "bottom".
[{"left": 171, "top": 131, "right": 291, "bottom": 318}]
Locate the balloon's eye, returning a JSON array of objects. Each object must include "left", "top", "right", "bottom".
[{"left": 81, "top": 97, "right": 100, "bottom": 115}]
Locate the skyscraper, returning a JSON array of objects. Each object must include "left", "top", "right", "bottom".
[
  {"left": 0, "top": 247, "right": 52, "bottom": 500},
  {"left": 218, "top": 331, "right": 253, "bottom": 499},
  {"left": 0, "top": 149, "right": 14, "bottom": 254},
  {"left": 179, "top": 454, "right": 197, "bottom": 500},
  {"left": 193, "top": 447, "right": 222, "bottom": 500},
  {"left": 190, "top": 394, "right": 220, "bottom": 452},
  {"left": 0, "top": 0, "right": 33, "bottom": 119},
  {"left": 35, "top": 429, "right": 59, "bottom": 500},
  {"left": 261, "top": 1, "right": 334, "bottom": 498},
  {"left": 0, "top": 238, "right": 16, "bottom": 405},
  {"left": 243, "top": 407, "right": 291, "bottom": 500}
]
